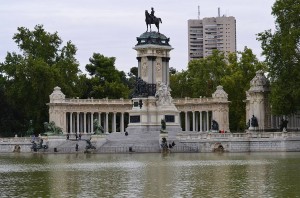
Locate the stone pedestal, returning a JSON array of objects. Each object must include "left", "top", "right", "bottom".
[
  {"left": 126, "top": 96, "right": 181, "bottom": 132},
  {"left": 245, "top": 70, "right": 271, "bottom": 131},
  {"left": 212, "top": 85, "right": 230, "bottom": 132}
]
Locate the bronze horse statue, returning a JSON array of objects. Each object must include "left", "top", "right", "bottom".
[{"left": 145, "top": 10, "right": 162, "bottom": 32}]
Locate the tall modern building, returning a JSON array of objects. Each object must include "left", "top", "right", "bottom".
[{"left": 188, "top": 11, "right": 236, "bottom": 61}]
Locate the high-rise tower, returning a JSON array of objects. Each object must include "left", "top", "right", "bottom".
[{"left": 188, "top": 9, "right": 236, "bottom": 61}]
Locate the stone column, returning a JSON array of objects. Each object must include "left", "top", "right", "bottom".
[
  {"left": 69, "top": 112, "right": 73, "bottom": 133},
  {"left": 200, "top": 111, "right": 203, "bottom": 132},
  {"left": 91, "top": 112, "right": 94, "bottom": 134},
  {"left": 192, "top": 111, "right": 195, "bottom": 132},
  {"left": 185, "top": 111, "right": 188, "bottom": 132},
  {"left": 188, "top": 112, "right": 191, "bottom": 131},
  {"left": 166, "top": 58, "right": 170, "bottom": 85},
  {"left": 106, "top": 112, "right": 109, "bottom": 133},
  {"left": 195, "top": 112, "right": 199, "bottom": 132},
  {"left": 113, "top": 112, "right": 117, "bottom": 132},
  {"left": 79, "top": 113, "right": 83, "bottom": 133},
  {"left": 84, "top": 112, "right": 87, "bottom": 134},
  {"left": 63, "top": 111, "right": 67, "bottom": 133},
  {"left": 98, "top": 112, "right": 101, "bottom": 126},
  {"left": 121, "top": 112, "right": 124, "bottom": 132},
  {"left": 147, "top": 56, "right": 156, "bottom": 84},
  {"left": 179, "top": 112, "right": 182, "bottom": 131},
  {"left": 87, "top": 113, "right": 90, "bottom": 133},
  {"left": 162, "top": 57, "right": 170, "bottom": 85},
  {"left": 76, "top": 112, "right": 79, "bottom": 133},
  {"left": 206, "top": 111, "right": 209, "bottom": 132},
  {"left": 137, "top": 57, "right": 141, "bottom": 77},
  {"left": 203, "top": 112, "right": 207, "bottom": 132}
]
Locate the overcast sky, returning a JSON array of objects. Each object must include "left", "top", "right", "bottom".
[{"left": 0, "top": 0, "right": 275, "bottom": 74}]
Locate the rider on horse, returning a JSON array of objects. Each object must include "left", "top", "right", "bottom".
[
  {"left": 150, "top": 7, "right": 156, "bottom": 22},
  {"left": 145, "top": 7, "right": 162, "bottom": 32}
]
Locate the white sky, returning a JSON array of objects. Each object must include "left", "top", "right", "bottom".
[{"left": 0, "top": 0, "right": 275, "bottom": 74}]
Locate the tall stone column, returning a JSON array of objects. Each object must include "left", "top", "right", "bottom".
[
  {"left": 106, "top": 112, "right": 109, "bottom": 133},
  {"left": 76, "top": 112, "right": 79, "bottom": 133},
  {"left": 113, "top": 112, "right": 117, "bottom": 133},
  {"left": 69, "top": 112, "right": 73, "bottom": 133},
  {"left": 98, "top": 112, "right": 101, "bottom": 126},
  {"left": 121, "top": 113, "right": 124, "bottom": 132},
  {"left": 206, "top": 111, "right": 209, "bottom": 132},
  {"left": 185, "top": 112, "right": 188, "bottom": 132},
  {"left": 195, "top": 112, "right": 199, "bottom": 132},
  {"left": 192, "top": 111, "right": 195, "bottom": 132},
  {"left": 84, "top": 112, "right": 87, "bottom": 133},
  {"left": 179, "top": 112, "right": 182, "bottom": 130},
  {"left": 91, "top": 113, "right": 94, "bottom": 133},
  {"left": 200, "top": 111, "right": 203, "bottom": 132},
  {"left": 86, "top": 113, "right": 89, "bottom": 133},
  {"left": 162, "top": 57, "right": 170, "bottom": 85}
]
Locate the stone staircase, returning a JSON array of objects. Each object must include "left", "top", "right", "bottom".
[
  {"left": 97, "top": 131, "right": 161, "bottom": 153},
  {"left": 95, "top": 131, "right": 194, "bottom": 153},
  {"left": 35, "top": 131, "right": 199, "bottom": 153}
]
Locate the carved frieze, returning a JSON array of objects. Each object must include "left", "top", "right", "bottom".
[{"left": 141, "top": 60, "right": 148, "bottom": 77}]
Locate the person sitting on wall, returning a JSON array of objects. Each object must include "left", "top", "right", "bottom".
[
  {"left": 280, "top": 118, "right": 288, "bottom": 132},
  {"left": 211, "top": 120, "right": 219, "bottom": 131}
]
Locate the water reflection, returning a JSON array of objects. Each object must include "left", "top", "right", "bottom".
[{"left": 0, "top": 153, "right": 300, "bottom": 197}]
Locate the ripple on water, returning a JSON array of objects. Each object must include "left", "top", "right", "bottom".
[{"left": 0, "top": 153, "right": 299, "bottom": 198}]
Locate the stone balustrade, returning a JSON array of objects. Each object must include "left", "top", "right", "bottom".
[
  {"left": 173, "top": 97, "right": 213, "bottom": 104},
  {"left": 177, "top": 132, "right": 300, "bottom": 141},
  {"left": 64, "top": 98, "right": 132, "bottom": 104}
]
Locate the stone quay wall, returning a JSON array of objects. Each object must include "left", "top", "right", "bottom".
[
  {"left": 177, "top": 132, "right": 300, "bottom": 152},
  {"left": 0, "top": 132, "right": 300, "bottom": 153}
]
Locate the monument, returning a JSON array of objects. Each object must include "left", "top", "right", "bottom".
[
  {"left": 47, "top": 8, "right": 230, "bottom": 139},
  {"left": 126, "top": 8, "right": 181, "bottom": 133}
]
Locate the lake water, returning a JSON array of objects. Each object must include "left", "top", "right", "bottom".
[{"left": 0, "top": 152, "right": 300, "bottom": 198}]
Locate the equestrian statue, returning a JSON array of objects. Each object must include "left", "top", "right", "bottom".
[{"left": 145, "top": 7, "right": 162, "bottom": 32}]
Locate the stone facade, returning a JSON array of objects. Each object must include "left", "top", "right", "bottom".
[{"left": 48, "top": 86, "right": 230, "bottom": 134}]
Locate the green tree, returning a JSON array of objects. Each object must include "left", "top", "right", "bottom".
[
  {"left": 85, "top": 53, "right": 130, "bottom": 99},
  {"left": 170, "top": 70, "right": 192, "bottom": 98},
  {"left": 221, "top": 48, "right": 265, "bottom": 131},
  {"left": 187, "top": 50, "right": 227, "bottom": 98},
  {"left": 257, "top": 0, "right": 300, "bottom": 115},
  {"left": 126, "top": 67, "right": 138, "bottom": 95},
  {"left": 170, "top": 49, "right": 264, "bottom": 131},
  {"left": 0, "top": 25, "right": 81, "bottom": 135}
]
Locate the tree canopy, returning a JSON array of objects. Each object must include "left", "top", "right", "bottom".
[
  {"left": 257, "top": 0, "right": 300, "bottom": 115},
  {"left": 0, "top": 25, "right": 81, "bottom": 135},
  {"left": 85, "top": 53, "right": 130, "bottom": 99},
  {"left": 0, "top": 23, "right": 268, "bottom": 136},
  {"left": 170, "top": 48, "right": 265, "bottom": 131}
]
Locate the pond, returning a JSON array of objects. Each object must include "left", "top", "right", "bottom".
[{"left": 0, "top": 152, "right": 299, "bottom": 198}]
